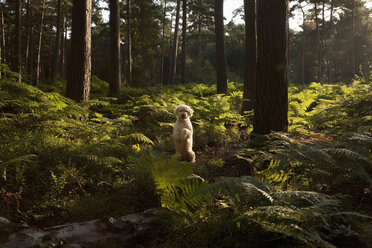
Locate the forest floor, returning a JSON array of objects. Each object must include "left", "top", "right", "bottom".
[{"left": 1, "top": 69, "right": 372, "bottom": 247}]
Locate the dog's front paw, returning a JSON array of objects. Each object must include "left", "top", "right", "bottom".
[{"left": 182, "top": 129, "right": 191, "bottom": 139}]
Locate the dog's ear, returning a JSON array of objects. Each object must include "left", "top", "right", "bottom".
[
  {"left": 188, "top": 107, "right": 194, "bottom": 117},
  {"left": 174, "top": 106, "right": 179, "bottom": 115}
]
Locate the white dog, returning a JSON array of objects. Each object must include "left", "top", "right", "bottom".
[{"left": 173, "top": 105, "right": 196, "bottom": 163}]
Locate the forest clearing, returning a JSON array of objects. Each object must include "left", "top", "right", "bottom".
[{"left": 0, "top": 0, "right": 372, "bottom": 247}]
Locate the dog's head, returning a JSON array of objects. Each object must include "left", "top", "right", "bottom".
[{"left": 174, "top": 105, "right": 194, "bottom": 120}]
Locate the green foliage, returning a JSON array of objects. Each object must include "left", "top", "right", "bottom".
[
  {"left": 0, "top": 77, "right": 155, "bottom": 224},
  {"left": 232, "top": 132, "right": 372, "bottom": 193},
  {"left": 288, "top": 80, "right": 371, "bottom": 135},
  {"left": 1, "top": 68, "right": 372, "bottom": 247},
  {"left": 159, "top": 176, "right": 372, "bottom": 248}
]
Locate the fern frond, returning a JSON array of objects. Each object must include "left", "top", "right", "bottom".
[
  {"left": 349, "top": 132, "right": 372, "bottom": 145},
  {"left": 121, "top": 133, "right": 154, "bottom": 145},
  {"left": 325, "top": 148, "right": 371, "bottom": 164}
]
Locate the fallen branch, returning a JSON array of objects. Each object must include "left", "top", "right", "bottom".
[{"left": 0, "top": 208, "right": 163, "bottom": 247}]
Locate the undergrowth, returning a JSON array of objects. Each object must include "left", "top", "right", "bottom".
[{"left": 0, "top": 65, "right": 371, "bottom": 247}]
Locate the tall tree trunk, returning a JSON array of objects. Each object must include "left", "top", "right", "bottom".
[
  {"left": 181, "top": 0, "right": 187, "bottom": 84},
  {"left": 60, "top": 12, "right": 65, "bottom": 78},
  {"left": 27, "top": 0, "right": 34, "bottom": 82},
  {"left": 214, "top": 0, "right": 227, "bottom": 94},
  {"left": 197, "top": 15, "right": 202, "bottom": 71},
  {"left": 65, "top": 0, "right": 92, "bottom": 102},
  {"left": 350, "top": 0, "right": 355, "bottom": 77},
  {"left": 327, "top": 1, "right": 334, "bottom": 83},
  {"left": 322, "top": 1, "right": 329, "bottom": 83},
  {"left": 314, "top": 1, "right": 321, "bottom": 82},
  {"left": 169, "top": 0, "right": 181, "bottom": 85},
  {"left": 25, "top": 0, "right": 31, "bottom": 77},
  {"left": 167, "top": 15, "right": 174, "bottom": 85},
  {"left": 15, "top": 0, "right": 22, "bottom": 81},
  {"left": 253, "top": 0, "right": 288, "bottom": 134},
  {"left": 127, "top": 0, "right": 132, "bottom": 85},
  {"left": 0, "top": 4, "right": 3, "bottom": 79},
  {"left": 300, "top": 5, "right": 306, "bottom": 84},
  {"left": 242, "top": 0, "right": 256, "bottom": 113},
  {"left": 52, "top": 0, "right": 62, "bottom": 78},
  {"left": 160, "top": 0, "right": 167, "bottom": 84},
  {"left": 1, "top": 3, "right": 5, "bottom": 65},
  {"left": 109, "top": 0, "right": 121, "bottom": 96},
  {"left": 36, "top": 0, "right": 46, "bottom": 85}
]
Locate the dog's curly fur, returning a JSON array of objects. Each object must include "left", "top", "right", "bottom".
[{"left": 173, "top": 105, "right": 195, "bottom": 163}]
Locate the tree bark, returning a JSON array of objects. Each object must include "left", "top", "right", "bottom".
[
  {"left": 197, "top": 14, "right": 202, "bottom": 71},
  {"left": 214, "top": 0, "right": 227, "bottom": 94},
  {"left": 36, "top": 0, "right": 46, "bottom": 85},
  {"left": 242, "top": 0, "right": 256, "bottom": 113},
  {"left": 65, "top": 0, "right": 92, "bottom": 102},
  {"left": 160, "top": 0, "right": 167, "bottom": 84},
  {"left": 26, "top": 0, "right": 34, "bottom": 82},
  {"left": 314, "top": 1, "right": 321, "bottom": 82},
  {"left": 109, "top": 0, "right": 121, "bottom": 96},
  {"left": 25, "top": 0, "right": 31, "bottom": 77},
  {"left": 15, "top": 0, "right": 22, "bottom": 81},
  {"left": 127, "top": 0, "right": 132, "bottom": 86},
  {"left": 1, "top": 3, "right": 5, "bottom": 65},
  {"left": 52, "top": 0, "right": 63, "bottom": 78},
  {"left": 300, "top": 4, "right": 306, "bottom": 84},
  {"left": 327, "top": 1, "right": 334, "bottom": 83},
  {"left": 181, "top": 0, "right": 187, "bottom": 84},
  {"left": 60, "top": 12, "right": 65, "bottom": 79},
  {"left": 169, "top": 0, "right": 181, "bottom": 85},
  {"left": 253, "top": 0, "right": 288, "bottom": 134},
  {"left": 350, "top": 0, "right": 355, "bottom": 77},
  {"left": 0, "top": 4, "right": 3, "bottom": 79}
]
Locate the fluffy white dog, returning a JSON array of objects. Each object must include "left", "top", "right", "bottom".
[{"left": 173, "top": 105, "right": 196, "bottom": 163}]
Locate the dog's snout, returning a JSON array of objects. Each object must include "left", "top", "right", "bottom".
[{"left": 181, "top": 112, "right": 186, "bottom": 118}]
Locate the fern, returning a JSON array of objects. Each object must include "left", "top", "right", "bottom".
[
  {"left": 325, "top": 148, "right": 371, "bottom": 163},
  {"left": 121, "top": 133, "right": 154, "bottom": 146},
  {"left": 0, "top": 155, "right": 37, "bottom": 180}
]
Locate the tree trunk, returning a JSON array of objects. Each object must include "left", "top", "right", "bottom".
[
  {"left": 322, "top": 1, "right": 329, "bottom": 83},
  {"left": 60, "top": 12, "right": 65, "bottom": 79},
  {"left": 15, "top": 0, "right": 22, "bottom": 81},
  {"left": 25, "top": 0, "right": 31, "bottom": 77},
  {"left": 109, "top": 0, "right": 121, "bottom": 96},
  {"left": 0, "top": 4, "right": 3, "bottom": 79},
  {"left": 36, "top": 0, "right": 46, "bottom": 85},
  {"left": 1, "top": 3, "right": 5, "bottom": 65},
  {"left": 327, "top": 1, "right": 334, "bottom": 83},
  {"left": 300, "top": 5, "right": 306, "bottom": 84},
  {"left": 214, "top": 0, "right": 227, "bottom": 94},
  {"left": 350, "top": 0, "right": 355, "bottom": 77},
  {"left": 242, "top": 0, "right": 256, "bottom": 113},
  {"left": 167, "top": 15, "right": 174, "bottom": 85},
  {"left": 197, "top": 15, "right": 202, "bottom": 71},
  {"left": 181, "top": 0, "right": 187, "bottom": 84},
  {"left": 0, "top": 208, "right": 163, "bottom": 248},
  {"left": 52, "top": 0, "right": 62, "bottom": 78},
  {"left": 160, "top": 0, "right": 167, "bottom": 84},
  {"left": 127, "top": 0, "right": 132, "bottom": 86},
  {"left": 314, "top": 1, "right": 321, "bottom": 82},
  {"left": 27, "top": 6, "right": 34, "bottom": 82},
  {"left": 253, "top": 0, "right": 288, "bottom": 134},
  {"left": 65, "top": 0, "right": 92, "bottom": 102},
  {"left": 169, "top": 0, "right": 181, "bottom": 85}
]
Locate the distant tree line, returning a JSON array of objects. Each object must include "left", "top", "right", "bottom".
[
  {"left": 1, "top": 0, "right": 369, "bottom": 86},
  {"left": 0, "top": 0, "right": 370, "bottom": 133}
]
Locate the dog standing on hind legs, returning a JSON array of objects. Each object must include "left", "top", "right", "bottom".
[{"left": 173, "top": 105, "right": 196, "bottom": 163}]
